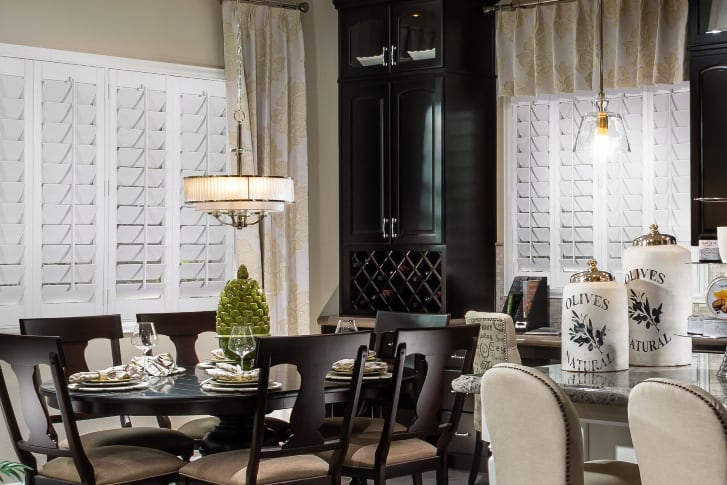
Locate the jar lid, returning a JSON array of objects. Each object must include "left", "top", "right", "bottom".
[
  {"left": 632, "top": 224, "right": 676, "bottom": 246},
  {"left": 569, "top": 259, "right": 614, "bottom": 283}
]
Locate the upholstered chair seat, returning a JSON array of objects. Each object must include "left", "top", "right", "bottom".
[
  {"left": 482, "top": 363, "right": 641, "bottom": 485},
  {"left": 628, "top": 378, "right": 727, "bottom": 485}
]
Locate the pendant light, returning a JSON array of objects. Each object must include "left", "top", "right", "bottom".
[
  {"left": 573, "top": 0, "right": 630, "bottom": 162},
  {"left": 183, "top": 0, "right": 294, "bottom": 229}
]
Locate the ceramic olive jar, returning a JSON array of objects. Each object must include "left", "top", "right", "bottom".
[
  {"left": 561, "top": 259, "right": 629, "bottom": 372},
  {"left": 622, "top": 224, "right": 691, "bottom": 366}
]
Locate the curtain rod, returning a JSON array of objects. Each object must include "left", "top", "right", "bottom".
[
  {"left": 221, "top": 0, "right": 309, "bottom": 13},
  {"left": 483, "top": 0, "right": 575, "bottom": 14}
]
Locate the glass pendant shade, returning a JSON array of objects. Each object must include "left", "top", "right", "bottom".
[
  {"left": 573, "top": 98, "right": 631, "bottom": 163},
  {"left": 184, "top": 175, "right": 295, "bottom": 213}
]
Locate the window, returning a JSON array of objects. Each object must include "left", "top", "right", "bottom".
[
  {"left": 0, "top": 45, "right": 234, "bottom": 329},
  {"left": 504, "top": 84, "right": 692, "bottom": 293}
]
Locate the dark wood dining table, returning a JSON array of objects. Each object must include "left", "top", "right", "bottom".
[{"left": 41, "top": 364, "right": 363, "bottom": 453}]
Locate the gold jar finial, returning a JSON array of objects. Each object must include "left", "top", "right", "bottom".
[{"left": 570, "top": 259, "right": 614, "bottom": 283}]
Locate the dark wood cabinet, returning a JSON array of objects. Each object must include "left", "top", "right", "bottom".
[
  {"left": 689, "top": 0, "right": 727, "bottom": 243},
  {"left": 340, "top": 76, "right": 442, "bottom": 246},
  {"left": 335, "top": 0, "right": 496, "bottom": 318}
]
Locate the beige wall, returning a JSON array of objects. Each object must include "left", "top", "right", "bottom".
[{"left": 0, "top": 0, "right": 224, "bottom": 68}]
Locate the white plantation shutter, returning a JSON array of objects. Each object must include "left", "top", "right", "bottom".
[
  {"left": 0, "top": 57, "right": 29, "bottom": 326},
  {"left": 506, "top": 84, "right": 691, "bottom": 292},
  {"left": 177, "top": 78, "right": 231, "bottom": 300},
  {"left": 0, "top": 46, "right": 231, "bottom": 326},
  {"left": 110, "top": 71, "right": 169, "bottom": 305},
  {"left": 37, "top": 62, "right": 104, "bottom": 314}
]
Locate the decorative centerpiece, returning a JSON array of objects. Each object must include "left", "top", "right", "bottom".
[
  {"left": 216, "top": 264, "right": 270, "bottom": 367},
  {"left": 561, "top": 259, "right": 628, "bottom": 373},
  {"left": 622, "top": 224, "right": 691, "bottom": 366}
]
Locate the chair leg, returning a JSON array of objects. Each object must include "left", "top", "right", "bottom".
[
  {"left": 468, "top": 431, "right": 484, "bottom": 485},
  {"left": 411, "top": 472, "right": 423, "bottom": 485},
  {"left": 436, "top": 460, "right": 447, "bottom": 485}
]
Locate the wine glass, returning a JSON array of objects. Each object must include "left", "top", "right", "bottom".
[
  {"left": 228, "top": 326, "right": 256, "bottom": 369},
  {"left": 335, "top": 319, "right": 358, "bottom": 333},
  {"left": 131, "top": 321, "right": 158, "bottom": 375}
]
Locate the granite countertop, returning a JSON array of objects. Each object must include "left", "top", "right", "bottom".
[{"left": 452, "top": 353, "right": 727, "bottom": 409}]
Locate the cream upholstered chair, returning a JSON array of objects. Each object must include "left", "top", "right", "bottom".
[
  {"left": 450, "top": 311, "right": 521, "bottom": 485},
  {"left": 482, "top": 363, "right": 641, "bottom": 485},
  {"left": 629, "top": 378, "right": 727, "bottom": 485}
]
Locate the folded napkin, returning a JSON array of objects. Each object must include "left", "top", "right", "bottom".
[
  {"left": 331, "top": 359, "right": 388, "bottom": 374},
  {"left": 130, "top": 353, "right": 180, "bottom": 377},
  {"left": 68, "top": 365, "right": 143, "bottom": 384},
  {"left": 206, "top": 363, "right": 259, "bottom": 383},
  {"left": 210, "top": 348, "right": 235, "bottom": 362}
]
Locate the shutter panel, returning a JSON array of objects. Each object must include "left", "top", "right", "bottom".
[
  {"left": 653, "top": 87, "right": 690, "bottom": 244},
  {"left": 513, "top": 101, "right": 550, "bottom": 273},
  {"left": 38, "top": 62, "right": 104, "bottom": 313},
  {"left": 112, "top": 73, "right": 169, "bottom": 303},
  {"left": 177, "top": 79, "right": 232, "bottom": 300},
  {"left": 0, "top": 58, "right": 28, "bottom": 324}
]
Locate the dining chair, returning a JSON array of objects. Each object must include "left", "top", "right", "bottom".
[
  {"left": 19, "top": 314, "right": 195, "bottom": 460},
  {"left": 338, "top": 324, "right": 479, "bottom": 485},
  {"left": 628, "top": 378, "right": 727, "bottom": 485},
  {"left": 481, "top": 363, "right": 641, "bottom": 485},
  {"left": 0, "top": 333, "right": 185, "bottom": 484},
  {"left": 372, "top": 310, "right": 450, "bottom": 359},
  {"left": 179, "top": 331, "right": 371, "bottom": 485},
  {"left": 450, "top": 311, "right": 521, "bottom": 485}
]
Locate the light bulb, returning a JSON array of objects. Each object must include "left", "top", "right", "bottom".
[{"left": 592, "top": 127, "right": 616, "bottom": 164}]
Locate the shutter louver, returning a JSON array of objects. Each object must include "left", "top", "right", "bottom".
[
  {"left": 178, "top": 90, "right": 229, "bottom": 298},
  {"left": 40, "top": 70, "right": 101, "bottom": 305},
  {"left": 115, "top": 85, "right": 168, "bottom": 300},
  {"left": 0, "top": 62, "right": 26, "bottom": 313}
]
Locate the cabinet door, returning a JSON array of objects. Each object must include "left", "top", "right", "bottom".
[
  {"left": 390, "top": 76, "right": 442, "bottom": 245},
  {"left": 690, "top": 50, "right": 727, "bottom": 242},
  {"left": 340, "top": 5, "right": 390, "bottom": 78},
  {"left": 340, "top": 81, "right": 391, "bottom": 244},
  {"left": 391, "top": 0, "right": 442, "bottom": 72}
]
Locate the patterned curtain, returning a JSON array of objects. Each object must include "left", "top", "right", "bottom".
[
  {"left": 496, "top": 0, "right": 688, "bottom": 96},
  {"left": 221, "top": 1, "right": 310, "bottom": 336}
]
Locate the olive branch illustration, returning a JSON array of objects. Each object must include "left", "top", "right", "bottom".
[
  {"left": 568, "top": 310, "right": 607, "bottom": 354},
  {"left": 627, "top": 289, "right": 662, "bottom": 333}
]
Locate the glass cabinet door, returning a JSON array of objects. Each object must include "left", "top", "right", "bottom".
[
  {"left": 391, "top": 1, "right": 442, "bottom": 71},
  {"left": 340, "top": 5, "right": 389, "bottom": 76}
]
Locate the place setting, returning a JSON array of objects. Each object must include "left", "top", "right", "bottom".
[
  {"left": 200, "top": 325, "right": 281, "bottom": 393},
  {"left": 325, "top": 350, "right": 391, "bottom": 381},
  {"left": 67, "top": 321, "right": 184, "bottom": 392}
]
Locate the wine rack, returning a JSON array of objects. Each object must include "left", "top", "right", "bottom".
[{"left": 348, "top": 249, "right": 444, "bottom": 313}]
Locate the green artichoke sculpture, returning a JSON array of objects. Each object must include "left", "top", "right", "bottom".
[{"left": 216, "top": 264, "right": 270, "bottom": 366}]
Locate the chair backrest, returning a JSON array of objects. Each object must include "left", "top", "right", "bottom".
[
  {"left": 481, "top": 363, "right": 585, "bottom": 485},
  {"left": 465, "top": 311, "right": 521, "bottom": 434},
  {"left": 19, "top": 314, "right": 124, "bottom": 374},
  {"left": 249, "top": 332, "right": 370, "bottom": 485},
  {"left": 136, "top": 311, "right": 216, "bottom": 367},
  {"left": 367, "top": 324, "right": 477, "bottom": 466},
  {"left": 373, "top": 311, "right": 450, "bottom": 358},
  {"left": 0, "top": 333, "right": 95, "bottom": 483},
  {"left": 628, "top": 378, "right": 727, "bottom": 485}
]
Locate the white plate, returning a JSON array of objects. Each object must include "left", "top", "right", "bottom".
[
  {"left": 356, "top": 55, "right": 384, "bottom": 66},
  {"left": 78, "top": 378, "right": 141, "bottom": 387},
  {"left": 325, "top": 372, "right": 392, "bottom": 381},
  {"left": 707, "top": 276, "right": 727, "bottom": 319},
  {"left": 407, "top": 48, "right": 436, "bottom": 61},
  {"left": 201, "top": 381, "right": 282, "bottom": 393},
  {"left": 68, "top": 381, "right": 149, "bottom": 392}
]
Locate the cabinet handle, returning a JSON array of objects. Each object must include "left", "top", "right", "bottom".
[
  {"left": 382, "top": 217, "right": 389, "bottom": 238},
  {"left": 455, "top": 432, "right": 471, "bottom": 437},
  {"left": 391, "top": 217, "right": 398, "bottom": 238},
  {"left": 390, "top": 45, "right": 397, "bottom": 66},
  {"left": 382, "top": 46, "right": 388, "bottom": 67}
]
